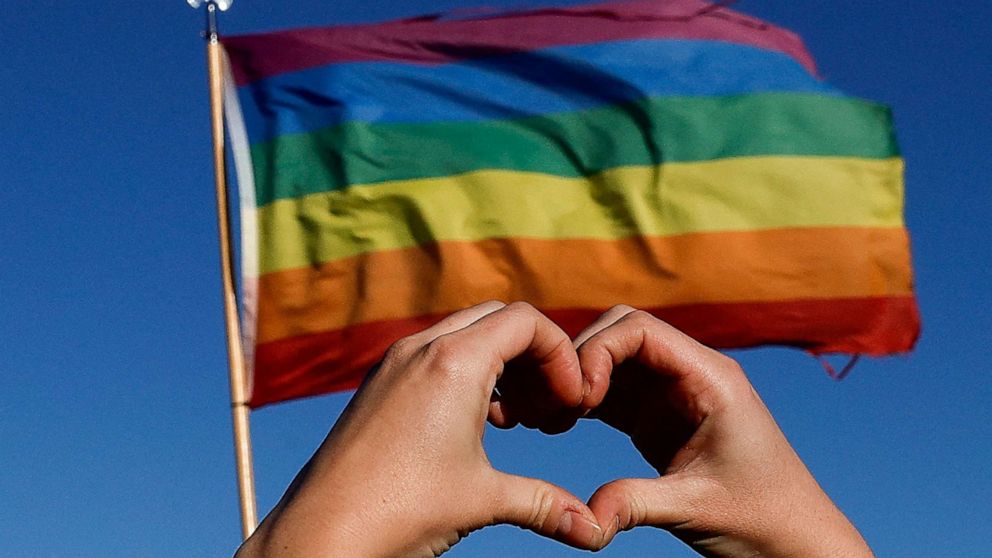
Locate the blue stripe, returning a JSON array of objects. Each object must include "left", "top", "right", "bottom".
[{"left": 238, "top": 39, "right": 839, "bottom": 144}]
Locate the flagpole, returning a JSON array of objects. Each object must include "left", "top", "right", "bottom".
[{"left": 194, "top": 0, "right": 259, "bottom": 539}]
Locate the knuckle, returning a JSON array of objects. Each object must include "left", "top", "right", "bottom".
[
  {"left": 622, "top": 309, "right": 657, "bottom": 328},
  {"left": 421, "top": 335, "right": 468, "bottom": 379},
  {"left": 528, "top": 485, "right": 557, "bottom": 531},
  {"left": 712, "top": 350, "right": 742, "bottom": 372},
  {"left": 610, "top": 309, "right": 660, "bottom": 338},
  {"left": 713, "top": 351, "right": 746, "bottom": 382},
  {"left": 705, "top": 351, "right": 744, "bottom": 382},
  {"left": 617, "top": 480, "right": 643, "bottom": 527},
  {"left": 382, "top": 336, "right": 420, "bottom": 363},
  {"left": 607, "top": 304, "right": 636, "bottom": 315},
  {"left": 706, "top": 353, "right": 755, "bottom": 407},
  {"left": 504, "top": 300, "right": 538, "bottom": 316}
]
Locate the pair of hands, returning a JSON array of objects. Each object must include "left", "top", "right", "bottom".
[{"left": 236, "top": 302, "right": 873, "bottom": 558}]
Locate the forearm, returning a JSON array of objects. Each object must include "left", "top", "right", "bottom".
[
  {"left": 720, "top": 417, "right": 874, "bottom": 557},
  {"left": 757, "top": 488, "right": 873, "bottom": 558},
  {"left": 709, "top": 438, "right": 874, "bottom": 558},
  {"left": 233, "top": 444, "right": 463, "bottom": 558},
  {"left": 234, "top": 490, "right": 453, "bottom": 558}
]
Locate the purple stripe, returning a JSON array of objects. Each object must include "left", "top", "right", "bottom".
[{"left": 224, "top": 0, "right": 817, "bottom": 86}]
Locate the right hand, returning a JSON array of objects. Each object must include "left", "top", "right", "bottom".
[{"left": 568, "top": 306, "right": 874, "bottom": 557}]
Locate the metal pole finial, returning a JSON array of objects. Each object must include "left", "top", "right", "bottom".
[
  {"left": 187, "top": 0, "right": 233, "bottom": 9},
  {"left": 188, "top": 0, "right": 233, "bottom": 42}
]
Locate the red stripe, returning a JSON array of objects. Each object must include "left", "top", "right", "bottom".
[
  {"left": 249, "top": 296, "right": 920, "bottom": 408},
  {"left": 224, "top": 0, "right": 816, "bottom": 86}
]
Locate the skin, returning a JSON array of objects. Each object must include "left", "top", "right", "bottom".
[
  {"left": 569, "top": 306, "right": 875, "bottom": 557},
  {"left": 235, "top": 302, "right": 873, "bottom": 558},
  {"left": 235, "top": 302, "right": 604, "bottom": 558}
]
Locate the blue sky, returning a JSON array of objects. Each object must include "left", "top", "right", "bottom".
[{"left": 1, "top": 1, "right": 989, "bottom": 557}]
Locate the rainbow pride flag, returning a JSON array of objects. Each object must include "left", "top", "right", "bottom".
[{"left": 222, "top": 0, "right": 919, "bottom": 408}]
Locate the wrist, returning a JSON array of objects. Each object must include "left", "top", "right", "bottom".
[
  {"left": 239, "top": 493, "right": 462, "bottom": 558},
  {"left": 752, "top": 493, "right": 874, "bottom": 558}
]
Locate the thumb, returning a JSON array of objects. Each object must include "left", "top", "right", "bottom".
[
  {"left": 586, "top": 476, "right": 696, "bottom": 544},
  {"left": 490, "top": 471, "right": 604, "bottom": 550}
]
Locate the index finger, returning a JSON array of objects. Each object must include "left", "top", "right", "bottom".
[
  {"left": 437, "top": 301, "right": 585, "bottom": 408},
  {"left": 576, "top": 310, "right": 747, "bottom": 414}
]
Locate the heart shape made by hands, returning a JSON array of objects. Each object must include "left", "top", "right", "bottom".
[
  {"left": 240, "top": 303, "right": 869, "bottom": 558},
  {"left": 484, "top": 305, "right": 828, "bottom": 555}
]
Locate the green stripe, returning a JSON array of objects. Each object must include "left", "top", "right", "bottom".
[{"left": 251, "top": 93, "right": 899, "bottom": 207}]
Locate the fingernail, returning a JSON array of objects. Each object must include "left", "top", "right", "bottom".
[{"left": 557, "top": 511, "right": 602, "bottom": 543}]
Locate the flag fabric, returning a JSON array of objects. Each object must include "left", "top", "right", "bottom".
[{"left": 222, "top": 0, "right": 919, "bottom": 408}]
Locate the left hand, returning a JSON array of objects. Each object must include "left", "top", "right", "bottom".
[{"left": 234, "top": 301, "right": 604, "bottom": 558}]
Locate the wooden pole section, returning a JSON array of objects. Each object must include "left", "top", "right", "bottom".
[{"left": 204, "top": 2, "right": 259, "bottom": 539}]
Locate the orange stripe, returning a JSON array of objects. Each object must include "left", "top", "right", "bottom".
[
  {"left": 254, "top": 227, "right": 915, "bottom": 344},
  {"left": 249, "top": 296, "right": 921, "bottom": 408}
]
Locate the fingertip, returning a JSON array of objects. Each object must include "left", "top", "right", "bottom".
[
  {"left": 538, "top": 346, "right": 585, "bottom": 410},
  {"left": 536, "top": 411, "right": 581, "bottom": 435},
  {"left": 556, "top": 508, "right": 605, "bottom": 551},
  {"left": 586, "top": 481, "right": 623, "bottom": 527},
  {"left": 487, "top": 401, "right": 518, "bottom": 429},
  {"left": 579, "top": 359, "right": 611, "bottom": 411},
  {"left": 550, "top": 494, "right": 605, "bottom": 550},
  {"left": 585, "top": 478, "right": 647, "bottom": 539},
  {"left": 583, "top": 512, "right": 620, "bottom": 550},
  {"left": 576, "top": 343, "right": 613, "bottom": 405},
  {"left": 492, "top": 472, "right": 604, "bottom": 551}
]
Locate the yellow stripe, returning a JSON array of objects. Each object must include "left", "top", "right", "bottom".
[{"left": 257, "top": 156, "right": 904, "bottom": 274}]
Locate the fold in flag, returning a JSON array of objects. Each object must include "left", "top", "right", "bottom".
[{"left": 222, "top": 0, "right": 920, "bottom": 408}]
